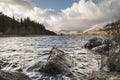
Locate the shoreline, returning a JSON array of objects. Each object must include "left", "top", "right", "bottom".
[
  {"left": 0, "top": 34, "right": 58, "bottom": 37},
  {"left": 0, "top": 34, "right": 84, "bottom": 37},
  {"left": 0, "top": 34, "right": 114, "bottom": 37}
]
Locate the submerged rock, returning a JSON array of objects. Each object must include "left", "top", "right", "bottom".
[
  {"left": 0, "top": 70, "right": 31, "bottom": 80},
  {"left": 0, "top": 60, "right": 9, "bottom": 69},
  {"left": 0, "top": 60, "right": 23, "bottom": 72}
]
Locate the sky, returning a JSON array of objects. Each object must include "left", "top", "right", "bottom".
[
  {"left": 33, "top": 0, "right": 79, "bottom": 12},
  {"left": 0, "top": 0, "right": 120, "bottom": 32}
]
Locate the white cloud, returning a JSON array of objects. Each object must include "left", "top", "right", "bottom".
[
  {"left": 0, "top": 0, "right": 58, "bottom": 23},
  {"left": 0, "top": 0, "right": 120, "bottom": 31},
  {"left": 47, "top": 0, "right": 120, "bottom": 31},
  {"left": 0, "top": 0, "right": 34, "bottom": 18}
]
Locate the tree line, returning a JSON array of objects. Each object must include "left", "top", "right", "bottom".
[{"left": 0, "top": 12, "right": 56, "bottom": 36}]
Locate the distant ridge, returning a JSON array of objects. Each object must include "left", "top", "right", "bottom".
[
  {"left": 82, "top": 20, "right": 120, "bottom": 36},
  {"left": 83, "top": 22, "right": 107, "bottom": 33},
  {"left": 0, "top": 12, "right": 56, "bottom": 36}
]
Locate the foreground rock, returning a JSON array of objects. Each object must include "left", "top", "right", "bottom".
[
  {"left": 27, "top": 47, "right": 76, "bottom": 79},
  {"left": 107, "top": 47, "right": 120, "bottom": 72},
  {"left": 99, "top": 47, "right": 120, "bottom": 72},
  {"left": 39, "top": 47, "right": 73, "bottom": 75},
  {"left": 0, "top": 70, "right": 31, "bottom": 80},
  {"left": 85, "top": 37, "right": 120, "bottom": 80}
]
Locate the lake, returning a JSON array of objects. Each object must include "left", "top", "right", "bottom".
[{"left": 0, "top": 35, "right": 100, "bottom": 80}]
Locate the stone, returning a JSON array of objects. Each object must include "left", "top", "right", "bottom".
[
  {"left": 85, "top": 37, "right": 113, "bottom": 54},
  {"left": 107, "top": 47, "right": 120, "bottom": 72},
  {"left": 39, "top": 47, "right": 73, "bottom": 75},
  {"left": 27, "top": 47, "right": 75, "bottom": 79},
  {"left": 84, "top": 37, "right": 103, "bottom": 49}
]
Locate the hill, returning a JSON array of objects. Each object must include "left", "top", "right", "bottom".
[
  {"left": 82, "top": 20, "right": 120, "bottom": 36},
  {"left": 0, "top": 12, "right": 56, "bottom": 36}
]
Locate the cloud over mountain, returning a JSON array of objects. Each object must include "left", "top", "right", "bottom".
[
  {"left": 47, "top": 0, "right": 120, "bottom": 31},
  {"left": 0, "top": 0, "right": 120, "bottom": 31}
]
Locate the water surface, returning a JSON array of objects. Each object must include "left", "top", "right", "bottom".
[{"left": 0, "top": 35, "right": 100, "bottom": 80}]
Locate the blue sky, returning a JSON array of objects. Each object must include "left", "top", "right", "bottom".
[
  {"left": 32, "top": 0, "right": 101, "bottom": 12},
  {"left": 32, "top": 0, "right": 79, "bottom": 12}
]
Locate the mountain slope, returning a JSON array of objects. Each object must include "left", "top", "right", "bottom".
[
  {"left": 83, "top": 22, "right": 107, "bottom": 33},
  {"left": 82, "top": 20, "right": 120, "bottom": 36}
]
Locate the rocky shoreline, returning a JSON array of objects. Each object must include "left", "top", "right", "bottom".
[{"left": 84, "top": 35, "right": 120, "bottom": 80}]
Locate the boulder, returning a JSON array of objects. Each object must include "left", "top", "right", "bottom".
[
  {"left": 84, "top": 37, "right": 103, "bottom": 49},
  {"left": 85, "top": 37, "right": 113, "bottom": 53},
  {"left": 27, "top": 47, "right": 74, "bottom": 76},
  {"left": 0, "top": 70, "right": 31, "bottom": 80},
  {"left": 39, "top": 47, "right": 73, "bottom": 75}
]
